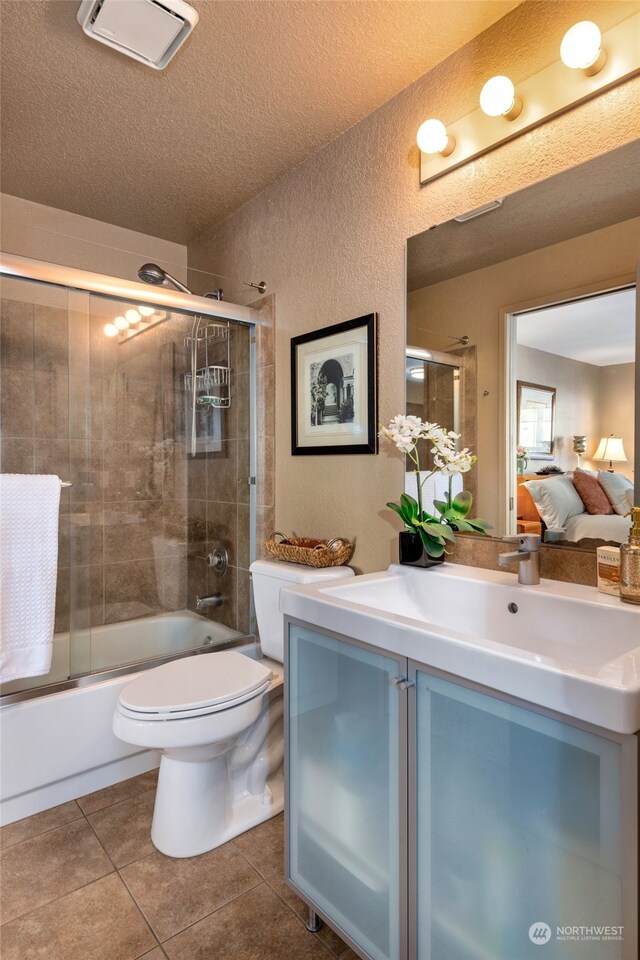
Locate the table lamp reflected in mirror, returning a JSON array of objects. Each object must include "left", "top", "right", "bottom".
[{"left": 593, "top": 435, "right": 627, "bottom": 473}]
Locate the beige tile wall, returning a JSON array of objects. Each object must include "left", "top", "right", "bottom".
[{"left": 1, "top": 291, "right": 274, "bottom": 646}]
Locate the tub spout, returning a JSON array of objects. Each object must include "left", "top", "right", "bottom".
[{"left": 195, "top": 594, "right": 224, "bottom": 612}]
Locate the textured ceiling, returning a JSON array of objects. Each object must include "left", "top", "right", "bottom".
[
  {"left": 518, "top": 289, "right": 635, "bottom": 367},
  {"left": 0, "top": 0, "right": 520, "bottom": 243}
]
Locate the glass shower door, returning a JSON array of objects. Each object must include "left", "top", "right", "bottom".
[{"left": 0, "top": 276, "right": 92, "bottom": 691}]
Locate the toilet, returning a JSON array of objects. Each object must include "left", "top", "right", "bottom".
[{"left": 113, "top": 558, "right": 354, "bottom": 858}]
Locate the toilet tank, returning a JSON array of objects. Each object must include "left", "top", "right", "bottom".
[{"left": 249, "top": 558, "right": 354, "bottom": 662}]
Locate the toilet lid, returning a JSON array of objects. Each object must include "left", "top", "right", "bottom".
[{"left": 119, "top": 652, "right": 272, "bottom": 716}]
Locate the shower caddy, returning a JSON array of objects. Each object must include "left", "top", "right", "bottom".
[{"left": 184, "top": 319, "right": 231, "bottom": 456}]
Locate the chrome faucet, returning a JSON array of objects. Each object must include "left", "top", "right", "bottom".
[
  {"left": 498, "top": 534, "right": 541, "bottom": 585},
  {"left": 195, "top": 594, "right": 224, "bottom": 612}
]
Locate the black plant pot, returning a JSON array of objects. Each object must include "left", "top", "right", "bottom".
[{"left": 399, "top": 531, "right": 445, "bottom": 568}]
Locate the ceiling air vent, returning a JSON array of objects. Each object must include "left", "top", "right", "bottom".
[{"left": 77, "top": 0, "right": 198, "bottom": 70}]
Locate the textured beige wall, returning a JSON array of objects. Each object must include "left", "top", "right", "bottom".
[
  {"left": 410, "top": 216, "right": 640, "bottom": 528},
  {"left": 516, "top": 345, "right": 602, "bottom": 475},
  {"left": 599, "top": 362, "right": 635, "bottom": 480},
  {"left": 1, "top": 194, "right": 187, "bottom": 283},
  {"left": 188, "top": 1, "right": 640, "bottom": 573}
]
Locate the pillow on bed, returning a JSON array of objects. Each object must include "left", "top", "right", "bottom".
[
  {"left": 523, "top": 476, "right": 585, "bottom": 530},
  {"left": 598, "top": 472, "right": 634, "bottom": 516},
  {"left": 572, "top": 468, "right": 613, "bottom": 515}
]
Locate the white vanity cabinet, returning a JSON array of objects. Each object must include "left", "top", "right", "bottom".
[{"left": 285, "top": 618, "right": 638, "bottom": 960}]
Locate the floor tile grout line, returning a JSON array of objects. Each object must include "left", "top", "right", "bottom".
[
  {"left": 78, "top": 780, "right": 159, "bottom": 820},
  {"left": 0, "top": 865, "right": 118, "bottom": 929},
  {"left": 0, "top": 804, "right": 85, "bottom": 853},
  {"left": 115, "top": 868, "right": 165, "bottom": 953},
  {"left": 79, "top": 801, "right": 123, "bottom": 872},
  {"left": 141, "top": 874, "right": 267, "bottom": 947},
  {"left": 77, "top": 779, "right": 158, "bottom": 818},
  {"left": 264, "top": 877, "right": 343, "bottom": 959},
  {"left": 0, "top": 773, "right": 157, "bottom": 855},
  {"left": 227, "top": 836, "right": 281, "bottom": 883}
]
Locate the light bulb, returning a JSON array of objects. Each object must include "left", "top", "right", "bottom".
[
  {"left": 416, "top": 119, "right": 455, "bottom": 156},
  {"left": 104, "top": 323, "right": 118, "bottom": 337},
  {"left": 479, "top": 76, "right": 522, "bottom": 120},
  {"left": 125, "top": 308, "right": 141, "bottom": 324},
  {"left": 138, "top": 305, "right": 155, "bottom": 317},
  {"left": 409, "top": 366, "right": 425, "bottom": 380},
  {"left": 560, "top": 21, "right": 605, "bottom": 74},
  {"left": 114, "top": 315, "right": 130, "bottom": 330}
]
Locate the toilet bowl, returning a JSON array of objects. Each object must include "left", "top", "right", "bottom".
[{"left": 113, "top": 558, "right": 354, "bottom": 858}]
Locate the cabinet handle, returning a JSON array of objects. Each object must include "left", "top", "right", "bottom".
[{"left": 390, "top": 676, "right": 415, "bottom": 690}]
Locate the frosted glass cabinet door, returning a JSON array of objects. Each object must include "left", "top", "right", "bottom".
[
  {"left": 286, "top": 623, "right": 406, "bottom": 960},
  {"left": 414, "top": 670, "right": 633, "bottom": 960}
]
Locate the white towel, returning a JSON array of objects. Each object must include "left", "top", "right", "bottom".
[{"left": 0, "top": 474, "right": 61, "bottom": 683}]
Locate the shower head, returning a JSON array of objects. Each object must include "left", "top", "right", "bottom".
[{"left": 137, "top": 263, "right": 191, "bottom": 294}]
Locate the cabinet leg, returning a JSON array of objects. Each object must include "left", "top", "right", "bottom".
[{"left": 305, "top": 908, "right": 323, "bottom": 933}]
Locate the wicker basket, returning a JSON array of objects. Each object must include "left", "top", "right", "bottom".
[{"left": 264, "top": 532, "right": 354, "bottom": 568}]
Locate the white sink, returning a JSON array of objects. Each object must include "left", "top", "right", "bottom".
[{"left": 280, "top": 563, "right": 640, "bottom": 734}]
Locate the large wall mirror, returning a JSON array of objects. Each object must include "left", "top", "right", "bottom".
[{"left": 406, "top": 141, "right": 639, "bottom": 551}]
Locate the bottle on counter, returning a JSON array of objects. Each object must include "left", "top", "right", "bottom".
[{"left": 620, "top": 506, "right": 640, "bottom": 605}]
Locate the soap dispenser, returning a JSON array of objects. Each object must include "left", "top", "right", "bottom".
[{"left": 620, "top": 507, "right": 640, "bottom": 605}]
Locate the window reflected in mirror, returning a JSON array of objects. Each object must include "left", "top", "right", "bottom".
[{"left": 517, "top": 382, "right": 556, "bottom": 461}]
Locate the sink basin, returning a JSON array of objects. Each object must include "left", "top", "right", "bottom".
[{"left": 280, "top": 563, "right": 640, "bottom": 734}]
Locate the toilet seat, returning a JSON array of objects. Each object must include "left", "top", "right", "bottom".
[{"left": 118, "top": 651, "right": 273, "bottom": 722}]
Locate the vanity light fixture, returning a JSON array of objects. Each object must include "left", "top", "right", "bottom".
[
  {"left": 416, "top": 119, "right": 455, "bottom": 157},
  {"left": 418, "top": 10, "right": 640, "bottom": 185},
  {"left": 560, "top": 21, "right": 606, "bottom": 76},
  {"left": 479, "top": 76, "right": 522, "bottom": 120},
  {"left": 125, "top": 308, "right": 141, "bottom": 325},
  {"left": 593, "top": 435, "right": 627, "bottom": 473},
  {"left": 104, "top": 322, "right": 118, "bottom": 337},
  {"left": 138, "top": 305, "right": 155, "bottom": 317},
  {"left": 113, "top": 315, "right": 130, "bottom": 330}
]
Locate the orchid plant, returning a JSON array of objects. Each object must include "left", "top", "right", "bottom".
[{"left": 379, "top": 415, "right": 491, "bottom": 558}]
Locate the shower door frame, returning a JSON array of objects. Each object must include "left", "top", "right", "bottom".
[{"left": 0, "top": 252, "right": 263, "bottom": 705}]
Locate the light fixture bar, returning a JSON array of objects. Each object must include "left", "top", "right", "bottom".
[{"left": 420, "top": 11, "right": 640, "bottom": 186}]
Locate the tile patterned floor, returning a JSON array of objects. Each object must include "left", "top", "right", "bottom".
[{"left": 0, "top": 772, "right": 357, "bottom": 959}]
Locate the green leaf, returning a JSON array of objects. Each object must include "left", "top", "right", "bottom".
[
  {"left": 450, "top": 491, "right": 473, "bottom": 518},
  {"left": 448, "top": 518, "right": 474, "bottom": 532},
  {"left": 435, "top": 523, "right": 456, "bottom": 542},
  {"left": 400, "top": 493, "right": 419, "bottom": 522},
  {"left": 417, "top": 527, "right": 446, "bottom": 557},
  {"left": 465, "top": 518, "right": 493, "bottom": 534},
  {"left": 433, "top": 498, "right": 448, "bottom": 516}
]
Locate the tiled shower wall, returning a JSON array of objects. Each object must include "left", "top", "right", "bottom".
[
  {"left": 0, "top": 283, "right": 275, "bottom": 651},
  {"left": 186, "top": 295, "right": 275, "bottom": 636}
]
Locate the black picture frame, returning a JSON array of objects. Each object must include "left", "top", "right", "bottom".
[{"left": 291, "top": 313, "right": 377, "bottom": 455}]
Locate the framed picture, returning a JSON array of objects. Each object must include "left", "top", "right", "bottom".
[
  {"left": 291, "top": 314, "right": 377, "bottom": 455},
  {"left": 517, "top": 381, "right": 556, "bottom": 459}
]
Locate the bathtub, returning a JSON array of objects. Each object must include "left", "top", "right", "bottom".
[{"left": 0, "top": 611, "right": 252, "bottom": 825}]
